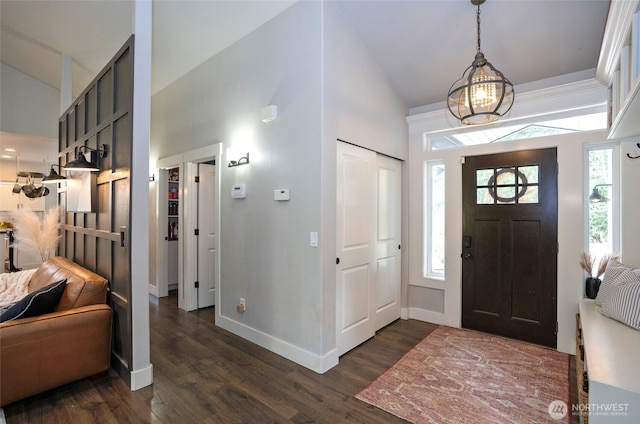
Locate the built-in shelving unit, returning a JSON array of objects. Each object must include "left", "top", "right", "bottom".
[
  {"left": 597, "top": 0, "right": 640, "bottom": 139},
  {"left": 168, "top": 167, "right": 179, "bottom": 242},
  {"left": 166, "top": 167, "right": 180, "bottom": 291}
]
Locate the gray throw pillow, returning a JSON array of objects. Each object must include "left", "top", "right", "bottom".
[
  {"left": 601, "top": 280, "right": 640, "bottom": 330},
  {"left": 595, "top": 259, "right": 639, "bottom": 306}
]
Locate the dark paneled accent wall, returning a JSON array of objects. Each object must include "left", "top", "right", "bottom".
[{"left": 58, "top": 36, "right": 134, "bottom": 384}]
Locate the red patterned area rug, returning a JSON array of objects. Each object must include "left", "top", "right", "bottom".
[{"left": 356, "top": 326, "right": 570, "bottom": 424}]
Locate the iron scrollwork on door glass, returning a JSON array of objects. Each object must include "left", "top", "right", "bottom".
[{"left": 476, "top": 165, "right": 539, "bottom": 205}]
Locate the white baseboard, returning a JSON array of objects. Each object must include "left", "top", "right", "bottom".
[
  {"left": 217, "top": 315, "right": 339, "bottom": 374},
  {"left": 130, "top": 364, "right": 153, "bottom": 391},
  {"left": 406, "top": 307, "right": 460, "bottom": 328},
  {"left": 401, "top": 307, "right": 409, "bottom": 319},
  {"left": 148, "top": 284, "right": 159, "bottom": 297}
]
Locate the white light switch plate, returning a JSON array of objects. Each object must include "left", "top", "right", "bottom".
[{"left": 310, "top": 231, "right": 318, "bottom": 247}]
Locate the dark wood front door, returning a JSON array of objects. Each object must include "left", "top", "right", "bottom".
[{"left": 462, "top": 148, "right": 558, "bottom": 347}]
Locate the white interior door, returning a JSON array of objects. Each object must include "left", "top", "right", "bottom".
[
  {"left": 197, "top": 162, "right": 216, "bottom": 308},
  {"left": 336, "top": 142, "right": 377, "bottom": 356},
  {"left": 336, "top": 142, "right": 402, "bottom": 356},
  {"left": 375, "top": 154, "right": 402, "bottom": 330}
]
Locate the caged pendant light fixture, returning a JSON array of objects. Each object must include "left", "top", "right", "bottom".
[{"left": 447, "top": 0, "right": 514, "bottom": 125}]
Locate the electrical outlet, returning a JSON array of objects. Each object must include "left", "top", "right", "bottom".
[{"left": 237, "top": 298, "right": 246, "bottom": 313}]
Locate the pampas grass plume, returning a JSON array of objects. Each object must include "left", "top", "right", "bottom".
[
  {"left": 12, "top": 206, "right": 61, "bottom": 262},
  {"left": 579, "top": 251, "right": 618, "bottom": 279},
  {"left": 579, "top": 251, "right": 595, "bottom": 277},
  {"left": 40, "top": 206, "right": 61, "bottom": 260},
  {"left": 596, "top": 253, "right": 618, "bottom": 278}
]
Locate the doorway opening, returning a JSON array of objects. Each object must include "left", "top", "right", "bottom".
[
  {"left": 167, "top": 166, "right": 180, "bottom": 299},
  {"left": 155, "top": 144, "right": 221, "bottom": 313}
]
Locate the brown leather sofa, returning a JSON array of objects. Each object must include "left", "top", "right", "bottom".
[{"left": 0, "top": 257, "right": 112, "bottom": 407}]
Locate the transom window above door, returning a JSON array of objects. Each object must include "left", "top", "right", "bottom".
[
  {"left": 429, "top": 111, "right": 606, "bottom": 151},
  {"left": 476, "top": 165, "right": 539, "bottom": 205}
]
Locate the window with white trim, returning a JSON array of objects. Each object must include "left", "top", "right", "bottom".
[
  {"left": 425, "top": 161, "right": 445, "bottom": 278},
  {"left": 430, "top": 111, "right": 606, "bottom": 150},
  {"left": 586, "top": 145, "right": 619, "bottom": 262}
]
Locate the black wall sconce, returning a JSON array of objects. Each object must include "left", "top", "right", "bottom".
[
  {"left": 64, "top": 144, "right": 108, "bottom": 171},
  {"left": 228, "top": 152, "right": 250, "bottom": 168},
  {"left": 589, "top": 183, "right": 612, "bottom": 203},
  {"left": 42, "top": 164, "right": 67, "bottom": 184}
]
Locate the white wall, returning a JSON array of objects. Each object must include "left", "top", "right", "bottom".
[
  {"left": 151, "top": 2, "right": 326, "bottom": 370},
  {"left": 620, "top": 139, "right": 640, "bottom": 267},
  {"left": 0, "top": 63, "right": 59, "bottom": 138},
  {"left": 322, "top": 2, "right": 408, "bottom": 162},
  {"left": 320, "top": 2, "right": 408, "bottom": 357},
  {"left": 150, "top": 1, "right": 409, "bottom": 372}
]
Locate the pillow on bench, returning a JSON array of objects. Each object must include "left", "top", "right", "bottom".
[
  {"left": 0, "top": 279, "right": 67, "bottom": 323},
  {"left": 595, "top": 259, "right": 640, "bottom": 306},
  {"left": 601, "top": 280, "right": 640, "bottom": 330}
]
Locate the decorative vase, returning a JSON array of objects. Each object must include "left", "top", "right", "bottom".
[{"left": 585, "top": 277, "right": 602, "bottom": 299}]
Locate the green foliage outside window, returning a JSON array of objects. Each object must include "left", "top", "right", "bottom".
[{"left": 588, "top": 150, "right": 610, "bottom": 244}]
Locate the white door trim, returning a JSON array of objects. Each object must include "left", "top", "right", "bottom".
[{"left": 154, "top": 143, "right": 221, "bottom": 312}]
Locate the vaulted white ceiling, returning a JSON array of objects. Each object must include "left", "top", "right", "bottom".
[
  {"left": 334, "top": 0, "right": 610, "bottom": 110},
  {"left": 0, "top": 0, "right": 611, "bottom": 160},
  {"left": 0, "top": 0, "right": 298, "bottom": 97}
]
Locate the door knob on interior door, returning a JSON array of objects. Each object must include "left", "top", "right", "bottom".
[{"left": 462, "top": 253, "right": 474, "bottom": 260}]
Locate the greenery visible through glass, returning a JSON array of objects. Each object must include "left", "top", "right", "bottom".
[
  {"left": 496, "top": 168, "right": 516, "bottom": 185},
  {"left": 428, "top": 163, "right": 445, "bottom": 276},
  {"left": 519, "top": 186, "right": 539, "bottom": 204},
  {"left": 476, "top": 169, "right": 493, "bottom": 186},
  {"left": 588, "top": 149, "right": 612, "bottom": 257},
  {"left": 430, "top": 111, "right": 607, "bottom": 151},
  {"left": 519, "top": 166, "right": 539, "bottom": 184},
  {"left": 497, "top": 186, "right": 516, "bottom": 203},
  {"left": 475, "top": 166, "right": 539, "bottom": 205},
  {"left": 477, "top": 188, "right": 492, "bottom": 204}
]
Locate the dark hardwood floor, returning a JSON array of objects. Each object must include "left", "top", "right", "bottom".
[{"left": 3, "top": 292, "right": 579, "bottom": 423}]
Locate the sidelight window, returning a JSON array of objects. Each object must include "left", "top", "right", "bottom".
[
  {"left": 586, "top": 146, "right": 619, "bottom": 260},
  {"left": 425, "top": 161, "right": 445, "bottom": 278}
]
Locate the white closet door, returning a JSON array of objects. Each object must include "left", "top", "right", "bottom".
[
  {"left": 336, "top": 142, "right": 402, "bottom": 356},
  {"left": 336, "top": 142, "right": 377, "bottom": 356},
  {"left": 374, "top": 154, "right": 401, "bottom": 330}
]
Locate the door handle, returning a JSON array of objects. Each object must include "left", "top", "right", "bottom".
[{"left": 462, "top": 253, "right": 474, "bottom": 260}]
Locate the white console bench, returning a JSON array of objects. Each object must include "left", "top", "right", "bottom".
[{"left": 578, "top": 299, "right": 640, "bottom": 423}]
